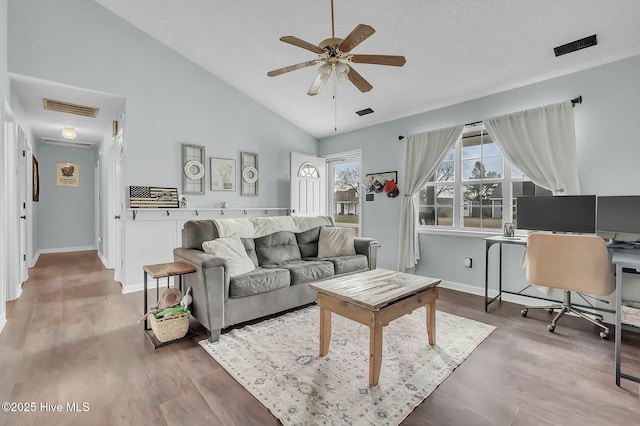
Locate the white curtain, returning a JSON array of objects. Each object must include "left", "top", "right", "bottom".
[
  {"left": 398, "top": 125, "right": 464, "bottom": 271},
  {"left": 484, "top": 101, "right": 580, "bottom": 195}
]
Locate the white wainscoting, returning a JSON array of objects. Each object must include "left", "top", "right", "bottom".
[{"left": 121, "top": 208, "right": 288, "bottom": 293}]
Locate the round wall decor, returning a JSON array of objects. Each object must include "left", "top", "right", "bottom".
[
  {"left": 184, "top": 160, "right": 205, "bottom": 180},
  {"left": 242, "top": 166, "right": 259, "bottom": 184}
]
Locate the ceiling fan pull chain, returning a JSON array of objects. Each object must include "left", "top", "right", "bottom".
[{"left": 333, "top": 70, "right": 338, "bottom": 131}]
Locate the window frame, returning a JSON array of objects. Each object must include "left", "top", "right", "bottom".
[{"left": 419, "top": 124, "right": 533, "bottom": 233}]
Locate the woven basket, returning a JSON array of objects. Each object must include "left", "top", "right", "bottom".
[
  {"left": 149, "top": 311, "right": 190, "bottom": 343},
  {"left": 622, "top": 300, "right": 640, "bottom": 328}
]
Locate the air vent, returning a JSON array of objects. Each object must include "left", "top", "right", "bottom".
[
  {"left": 356, "top": 107, "right": 374, "bottom": 116},
  {"left": 43, "top": 98, "right": 99, "bottom": 117},
  {"left": 41, "top": 137, "right": 95, "bottom": 149},
  {"left": 554, "top": 34, "right": 597, "bottom": 57}
]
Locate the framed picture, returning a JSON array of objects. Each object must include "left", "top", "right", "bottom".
[
  {"left": 364, "top": 171, "right": 397, "bottom": 193},
  {"left": 210, "top": 157, "right": 236, "bottom": 191},
  {"left": 32, "top": 155, "right": 39, "bottom": 202},
  {"left": 56, "top": 162, "right": 80, "bottom": 187}
]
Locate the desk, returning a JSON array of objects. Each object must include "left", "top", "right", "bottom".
[
  {"left": 484, "top": 236, "right": 527, "bottom": 312},
  {"left": 612, "top": 250, "right": 640, "bottom": 386},
  {"left": 484, "top": 235, "right": 616, "bottom": 315}
]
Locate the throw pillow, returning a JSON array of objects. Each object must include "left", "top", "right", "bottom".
[
  {"left": 317, "top": 226, "right": 356, "bottom": 258},
  {"left": 202, "top": 235, "right": 255, "bottom": 277}
]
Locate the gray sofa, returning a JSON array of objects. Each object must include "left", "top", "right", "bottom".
[{"left": 173, "top": 216, "right": 380, "bottom": 342}]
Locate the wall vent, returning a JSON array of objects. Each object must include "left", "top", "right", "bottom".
[
  {"left": 554, "top": 34, "right": 597, "bottom": 57},
  {"left": 356, "top": 107, "right": 374, "bottom": 116},
  {"left": 43, "top": 98, "right": 100, "bottom": 117}
]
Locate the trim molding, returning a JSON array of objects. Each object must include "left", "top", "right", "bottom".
[
  {"left": 38, "top": 245, "right": 97, "bottom": 254},
  {"left": 0, "top": 315, "right": 6, "bottom": 334},
  {"left": 97, "top": 251, "right": 111, "bottom": 269},
  {"left": 30, "top": 251, "right": 40, "bottom": 268},
  {"left": 122, "top": 276, "right": 177, "bottom": 295},
  {"left": 439, "top": 280, "right": 551, "bottom": 307}
]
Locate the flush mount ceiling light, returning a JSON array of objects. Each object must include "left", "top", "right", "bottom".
[{"left": 61, "top": 127, "right": 77, "bottom": 140}]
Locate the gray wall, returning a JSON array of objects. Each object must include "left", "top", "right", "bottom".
[
  {"left": 8, "top": 0, "right": 317, "bottom": 210},
  {"left": 36, "top": 144, "right": 96, "bottom": 251},
  {"left": 319, "top": 55, "right": 640, "bottom": 283}
]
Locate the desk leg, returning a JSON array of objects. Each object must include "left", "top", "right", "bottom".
[
  {"left": 498, "top": 244, "right": 503, "bottom": 298},
  {"left": 143, "top": 272, "right": 148, "bottom": 331},
  {"left": 484, "top": 241, "right": 490, "bottom": 312},
  {"left": 615, "top": 264, "right": 623, "bottom": 386}
]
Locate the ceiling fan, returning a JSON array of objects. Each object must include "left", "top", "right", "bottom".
[{"left": 267, "top": 0, "right": 406, "bottom": 96}]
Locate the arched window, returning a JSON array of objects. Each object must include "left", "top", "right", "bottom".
[{"left": 298, "top": 162, "right": 319, "bottom": 178}]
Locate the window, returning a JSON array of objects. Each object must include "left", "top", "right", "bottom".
[
  {"left": 419, "top": 125, "right": 551, "bottom": 231},
  {"left": 327, "top": 152, "right": 361, "bottom": 236}
]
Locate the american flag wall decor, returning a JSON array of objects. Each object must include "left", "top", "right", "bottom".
[{"left": 129, "top": 186, "right": 179, "bottom": 208}]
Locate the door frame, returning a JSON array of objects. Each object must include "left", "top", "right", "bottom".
[{"left": 324, "top": 149, "right": 362, "bottom": 234}]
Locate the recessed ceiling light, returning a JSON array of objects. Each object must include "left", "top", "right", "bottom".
[{"left": 61, "top": 127, "right": 77, "bottom": 140}]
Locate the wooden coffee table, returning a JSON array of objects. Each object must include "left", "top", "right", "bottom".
[{"left": 309, "top": 268, "right": 440, "bottom": 386}]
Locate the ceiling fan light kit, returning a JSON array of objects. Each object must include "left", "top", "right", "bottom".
[{"left": 267, "top": 0, "right": 406, "bottom": 97}]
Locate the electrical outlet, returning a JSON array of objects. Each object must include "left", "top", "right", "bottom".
[{"left": 464, "top": 257, "right": 472, "bottom": 268}]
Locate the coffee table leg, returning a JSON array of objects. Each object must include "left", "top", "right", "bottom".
[
  {"left": 319, "top": 308, "right": 331, "bottom": 356},
  {"left": 369, "top": 324, "right": 383, "bottom": 386},
  {"left": 426, "top": 302, "right": 436, "bottom": 346}
]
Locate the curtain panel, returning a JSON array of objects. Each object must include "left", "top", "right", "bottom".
[
  {"left": 484, "top": 101, "right": 580, "bottom": 195},
  {"left": 398, "top": 125, "right": 464, "bottom": 271}
]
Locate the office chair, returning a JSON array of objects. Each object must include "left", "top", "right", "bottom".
[{"left": 521, "top": 233, "right": 615, "bottom": 339}]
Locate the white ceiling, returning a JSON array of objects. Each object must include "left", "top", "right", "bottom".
[
  {"left": 90, "top": 0, "right": 640, "bottom": 139},
  {"left": 10, "top": 74, "right": 125, "bottom": 148}
]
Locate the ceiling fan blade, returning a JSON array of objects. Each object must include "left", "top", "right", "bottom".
[
  {"left": 267, "top": 60, "right": 321, "bottom": 77},
  {"left": 346, "top": 65, "right": 372, "bottom": 93},
  {"left": 280, "top": 36, "right": 325, "bottom": 54},
  {"left": 350, "top": 54, "right": 406, "bottom": 67},
  {"left": 338, "top": 24, "right": 375, "bottom": 52}
]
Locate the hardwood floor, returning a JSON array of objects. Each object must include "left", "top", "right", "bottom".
[{"left": 1, "top": 250, "right": 639, "bottom": 425}]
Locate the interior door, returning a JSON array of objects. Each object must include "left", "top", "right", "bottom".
[
  {"left": 290, "top": 152, "right": 326, "bottom": 216},
  {"left": 113, "top": 129, "right": 125, "bottom": 283},
  {"left": 18, "top": 127, "right": 28, "bottom": 283}
]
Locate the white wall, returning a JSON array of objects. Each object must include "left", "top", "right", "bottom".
[
  {"left": 0, "top": 0, "right": 9, "bottom": 331},
  {"left": 319, "top": 55, "right": 640, "bottom": 282},
  {"left": 8, "top": 0, "right": 317, "bottom": 212},
  {"left": 36, "top": 144, "right": 96, "bottom": 252}
]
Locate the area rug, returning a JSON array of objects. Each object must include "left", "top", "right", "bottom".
[{"left": 200, "top": 305, "right": 495, "bottom": 426}]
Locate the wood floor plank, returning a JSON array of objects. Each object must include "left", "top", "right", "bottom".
[{"left": 1, "top": 251, "right": 639, "bottom": 425}]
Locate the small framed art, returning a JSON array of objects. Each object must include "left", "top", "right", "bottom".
[{"left": 210, "top": 157, "right": 236, "bottom": 191}]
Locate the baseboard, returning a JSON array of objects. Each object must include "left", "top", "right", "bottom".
[
  {"left": 38, "top": 245, "right": 97, "bottom": 254},
  {"left": 439, "top": 280, "right": 552, "bottom": 308},
  {"left": 30, "top": 251, "right": 40, "bottom": 268},
  {"left": 0, "top": 315, "right": 6, "bottom": 334},
  {"left": 122, "top": 277, "right": 178, "bottom": 295},
  {"left": 97, "top": 251, "right": 111, "bottom": 269}
]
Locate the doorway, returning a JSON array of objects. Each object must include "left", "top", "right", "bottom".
[{"left": 326, "top": 150, "right": 362, "bottom": 236}]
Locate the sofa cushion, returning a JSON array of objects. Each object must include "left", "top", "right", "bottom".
[
  {"left": 318, "top": 227, "right": 356, "bottom": 258},
  {"left": 255, "top": 231, "right": 302, "bottom": 265},
  {"left": 182, "top": 220, "right": 217, "bottom": 250},
  {"left": 295, "top": 227, "right": 321, "bottom": 258},
  {"left": 229, "top": 268, "right": 290, "bottom": 298},
  {"left": 240, "top": 237, "right": 260, "bottom": 267},
  {"left": 202, "top": 235, "right": 255, "bottom": 277},
  {"left": 322, "top": 254, "right": 369, "bottom": 275},
  {"left": 271, "top": 260, "right": 334, "bottom": 285}
]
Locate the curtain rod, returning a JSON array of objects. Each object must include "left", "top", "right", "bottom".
[{"left": 398, "top": 95, "right": 583, "bottom": 141}]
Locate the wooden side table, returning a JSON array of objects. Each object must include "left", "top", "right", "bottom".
[{"left": 143, "top": 261, "right": 196, "bottom": 349}]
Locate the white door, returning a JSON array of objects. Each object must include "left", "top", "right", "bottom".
[
  {"left": 290, "top": 152, "right": 326, "bottom": 216},
  {"left": 18, "top": 127, "right": 28, "bottom": 283},
  {"left": 113, "top": 129, "right": 125, "bottom": 283}
]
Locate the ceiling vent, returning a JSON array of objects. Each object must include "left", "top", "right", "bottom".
[
  {"left": 356, "top": 107, "right": 374, "bottom": 116},
  {"left": 41, "top": 137, "right": 94, "bottom": 149},
  {"left": 43, "top": 98, "right": 100, "bottom": 117},
  {"left": 554, "top": 34, "right": 597, "bottom": 57}
]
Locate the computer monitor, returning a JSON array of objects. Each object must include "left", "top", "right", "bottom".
[
  {"left": 596, "top": 196, "right": 640, "bottom": 235},
  {"left": 516, "top": 195, "right": 596, "bottom": 233}
]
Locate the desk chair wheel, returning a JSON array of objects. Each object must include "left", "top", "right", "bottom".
[
  {"left": 521, "top": 308, "right": 528, "bottom": 317},
  {"left": 600, "top": 331, "right": 609, "bottom": 340},
  {"left": 548, "top": 324, "right": 555, "bottom": 332},
  {"left": 546, "top": 308, "right": 555, "bottom": 314}
]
